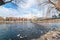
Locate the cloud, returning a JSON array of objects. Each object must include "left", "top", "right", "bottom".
[
  {"left": 0, "top": 6, "right": 19, "bottom": 17},
  {"left": 18, "top": 0, "right": 37, "bottom": 9},
  {"left": 0, "top": 3, "right": 43, "bottom": 18},
  {"left": 0, "top": 0, "right": 59, "bottom": 18}
]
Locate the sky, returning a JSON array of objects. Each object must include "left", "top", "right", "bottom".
[{"left": 0, "top": 0, "right": 59, "bottom": 18}]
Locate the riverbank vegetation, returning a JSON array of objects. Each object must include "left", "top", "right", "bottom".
[
  {"left": 0, "top": 17, "right": 31, "bottom": 21},
  {"left": 0, "top": 17, "right": 31, "bottom": 24}
]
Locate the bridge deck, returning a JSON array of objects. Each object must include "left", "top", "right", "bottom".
[{"left": 32, "top": 18, "right": 60, "bottom": 23}]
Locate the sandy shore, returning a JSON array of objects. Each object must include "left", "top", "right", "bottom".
[{"left": 32, "top": 30, "right": 60, "bottom": 40}]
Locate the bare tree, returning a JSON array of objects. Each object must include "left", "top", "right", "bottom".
[
  {"left": 39, "top": 0, "right": 60, "bottom": 11},
  {"left": 0, "top": 0, "right": 12, "bottom": 5},
  {"left": 38, "top": 0, "right": 60, "bottom": 18},
  {"left": 48, "top": 0, "right": 60, "bottom": 11}
]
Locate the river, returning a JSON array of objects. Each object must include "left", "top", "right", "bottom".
[{"left": 0, "top": 21, "right": 60, "bottom": 40}]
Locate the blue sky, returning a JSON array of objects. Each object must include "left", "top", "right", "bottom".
[
  {"left": 3, "top": 2, "right": 18, "bottom": 9},
  {"left": 0, "top": 0, "right": 43, "bottom": 18},
  {"left": 0, "top": 0, "right": 58, "bottom": 18}
]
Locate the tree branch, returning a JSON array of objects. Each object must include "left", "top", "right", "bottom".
[
  {"left": 5, "top": 0, "right": 13, "bottom": 3},
  {"left": 48, "top": 0, "right": 56, "bottom": 6}
]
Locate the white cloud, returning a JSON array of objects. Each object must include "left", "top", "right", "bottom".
[
  {"left": 0, "top": 6, "right": 19, "bottom": 17},
  {"left": 0, "top": 0, "right": 59, "bottom": 18},
  {"left": 19, "top": 0, "right": 37, "bottom": 9}
]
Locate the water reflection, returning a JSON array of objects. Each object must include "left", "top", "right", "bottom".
[{"left": 0, "top": 22, "right": 60, "bottom": 40}]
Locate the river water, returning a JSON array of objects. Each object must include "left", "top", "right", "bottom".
[{"left": 0, "top": 21, "right": 60, "bottom": 40}]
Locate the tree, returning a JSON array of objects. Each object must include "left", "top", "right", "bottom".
[
  {"left": 0, "top": 0, "right": 5, "bottom": 5},
  {"left": 0, "top": 0, "right": 12, "bottom": 5},
  {"left": 37, "top": 0, "right": 60, "bottom": 18},
  {"left": 39, "top": 0, "right": 60, "bottom": 11}
]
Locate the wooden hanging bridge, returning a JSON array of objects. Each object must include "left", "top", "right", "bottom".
[{"left": 32, "top": 18, "right": 60, "bottom": 23}]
